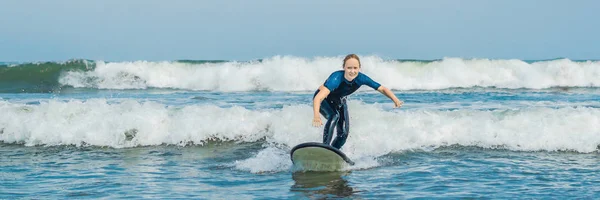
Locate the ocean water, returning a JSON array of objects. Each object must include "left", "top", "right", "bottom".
[{"left": 2, "top": 56, "right": 600, "bottom": 199}]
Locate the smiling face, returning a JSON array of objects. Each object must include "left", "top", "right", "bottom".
[{"left": 343, "top": 58, "right": 360, "bottom": 81}]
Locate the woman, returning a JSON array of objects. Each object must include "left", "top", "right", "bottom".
[{"left": 312, "top": 54, "right": 403, "bottom": 149}]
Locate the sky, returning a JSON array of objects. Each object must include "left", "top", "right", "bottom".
[{"left": 0, "top": 0, "right": 599, "bottom": 62}]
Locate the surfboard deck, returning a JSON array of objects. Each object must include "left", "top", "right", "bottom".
[{"left": 290, "top": 142, "right": 354, "bottom": 171}]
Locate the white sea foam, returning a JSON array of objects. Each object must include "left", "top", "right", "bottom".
[
  {"left": 2, "top": 99, "right": 600, "bottom": 172},
  {"left": 58, "top": 56, "right": 600, "bottom": 91}
]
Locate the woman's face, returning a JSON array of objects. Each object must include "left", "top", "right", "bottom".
[{"left": 343, "top": 58, "right": 360, "bottom": 81}]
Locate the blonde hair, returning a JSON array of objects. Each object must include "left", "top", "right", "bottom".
[{"left": 343, "top": 54, "right": 361, "bottom": 67}]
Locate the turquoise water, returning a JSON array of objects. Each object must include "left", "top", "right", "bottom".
[
  {"left": 3, "top": 143, "right": 600, "bottom": 199},
  {"left": 2, "top": 57, "right": 600, "bottom": 198}
]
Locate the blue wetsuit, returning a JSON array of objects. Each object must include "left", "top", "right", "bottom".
[{"left": 314, "top": 70, "right": 381, "bottom": 149}]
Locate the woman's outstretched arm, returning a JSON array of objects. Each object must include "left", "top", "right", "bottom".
[
  {"left": 377, "top": 86, "right": 403, "bottom": 108},
  {"left": 312, "top": 85, "right": 330, "bottom": 126}
]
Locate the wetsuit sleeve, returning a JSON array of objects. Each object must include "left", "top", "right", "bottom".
[
  {"left": 359, "top": 73, "right": 381, "bottom": 90},
  {"left": 323, "top": 72, "right": 343, "bottom": 91}
]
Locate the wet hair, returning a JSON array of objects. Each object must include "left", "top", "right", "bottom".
[{"left": 343, "top": 54, "right": 361, "bottom": 68}]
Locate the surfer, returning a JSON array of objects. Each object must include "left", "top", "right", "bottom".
[{"left": 312, "top": 54, "right": 403, "bottom": 149}]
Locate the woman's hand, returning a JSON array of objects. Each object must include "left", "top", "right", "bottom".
[
  {"left": 312, "top": 116, "right": 323, "bottom": 127},
  {"left": 394, "top": 99, "right": 404, "bottom": 108}
]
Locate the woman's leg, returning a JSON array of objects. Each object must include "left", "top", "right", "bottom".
[
  {"left": 331, "top": 101, "right": 349, "bottom": 149},
  {"left": 320, "top": 100, "right": 339, "bottom": 145}
]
